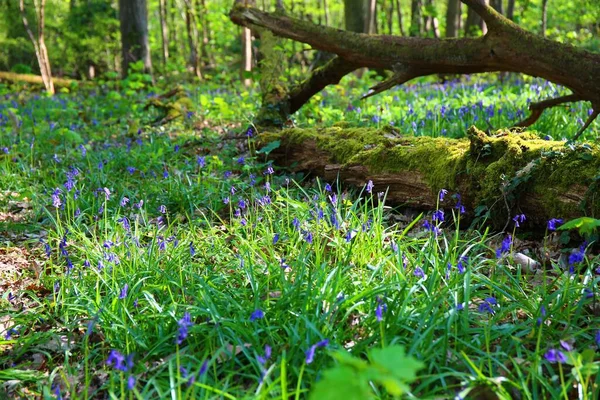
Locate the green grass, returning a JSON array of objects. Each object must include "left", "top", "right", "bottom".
[{"left": 0, "top": 75, "right": 599, "bottom": 399}]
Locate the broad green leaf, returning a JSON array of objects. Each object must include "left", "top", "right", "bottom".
[
  {"left": 557, "top": 217, "right": 600, "bottom": 236},
  {"left": 309, "top": 366, "right": 371, "bottom": 400},
  {"left": 368, "top": 346, "right": 424, "bottom": 383},
  {"left": 257, "top": 140, "right": 281, "bottom": 155}
]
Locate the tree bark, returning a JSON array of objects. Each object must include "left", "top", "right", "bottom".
[
  {"left": 344, "top": 0, "right": 365, "bottom": 33},
  {"left": 159, "top": 0, "right": 169, "bottom": 66},
  {"left": 119, "top": 0, "right": 152, "bottom": 76},
  {"left": 445, "top": 0, "right": 461, "bottom": 37},
  {"left": 229, "top": 0, "right": 600, "bottom": 136},
  {"left": 490, "top": 0, "right": 502, "bottom": 14},
  {"left": 395, "top": 0, "right": 405, "bottom": 36},
  {"left": 409, "top": 0, "right": 422, "bottom": 36},
  {"left": 183, "top": 0, "right": 202, "bottom": 78},
  {"left": 19, "top": 0, "right": 54, "bottom": 95},
  {"left": 506, "top": 0, "right": 515, "bottom": 21},
  {"left": 365, "top": 0, "right": 377, "bottom": 34},
  {"left": 259, "top": 126, "right": 600, "bottom": 227},
  {"left": 464, "top": 0, "right": 487, "bottom": 36},
  {"left": 541, "top": 0, "right": 549, "bottom": 37}
]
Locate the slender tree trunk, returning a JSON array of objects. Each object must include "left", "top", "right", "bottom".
[
  {"left": 464, "top": 0, "right": 487, "bottom": 36},
  {"left": 395, "top": 0, "right": 405, "bottom": 36},
  {"left": 506, "top": 0, "right": 515, "bottom": 21},
  {"left": 387, "top": 0, "right": 394, "bottom": 34},
  {"left": 199, "top": 0, "right": 213, "bottom": 66},
  {"left": 19, "top": 0, "right": 54, "bottom": 94},
  {"left": 322, "top": 0, "right": 329, "bottom": 25},
  {"left": 169, "top": 0, "right": 178, "bottom": 59},
  {"left": 183, "top": 0, "right": 202, "bottom": 78},
  {"left": 409, "top": 0, "right": 422, "bottom": 37},
  {"left": 159, "top": 0, "right": 169, "bottom": 66},
  {"left": 119, "top": 0, "right": 152, "bottom": 76},
  {"left": 344, "top": 0, "right": 364, "bottom": 33},
  {"left": 541, "top": 0, "right": 549, "bottom": 37},
  {"left": 445, "top": 0, "right": 460, "bottom": 37},
  {"left": 490, "top": 0, "right": 503, "bottom": 14},
  {"left": 365, "top": 0, "right": 377, "bottom": 34},
  {"left": 241, "top": 27, "right": 252, "bottom": 86},
  {"left": 424, "top": 0, "right": 439, "bottom": 38}
]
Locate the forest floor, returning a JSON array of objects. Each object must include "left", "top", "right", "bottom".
[{"left": 1, "top": 75, "right": 600, "bottom": 399}]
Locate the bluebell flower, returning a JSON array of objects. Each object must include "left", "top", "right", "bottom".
[
  {"left": 273, "top": 233, "right": 279, "bottom": 244},
  {"left": 106, "top": 350, "right": 133, "bottom": 372},
  {"left": 432, "top": 209, "right": 444, "bottom": 222},
  {"left": 237, "top": 156, "right": 245, "bottom": 165},
  {"left": 246, "top": 127, "right": 254, "bottom": 137},
  {"left": 595, "top": 330, "right": 600, "bottom": 348},
  {"left": 127, "top": 375, "right": 136, "bottom": 390},
  {"left": 305, "top": 339, "right": 329, "bottom": 364},
  {"left": 120, "top": 197, "right": 129, "bottom": 207},
  {"left": 324, "top": 183, "right": 332, "bottom": 192},
  {"left": 366, "top": 180, "right": 374, "bottom": 194},
  {"left": 199, "top": 360, "right": 209, "bottom": 375},
  {"left": 257, "top": 345, "right": 272, "bottom": 365},
  {"left": 512, "top": 213, "right": 526, "bottom": 228},
  {"left": 478, "top": 297, "right": 497, "bottom": 314},
  {"left": 547, "top": 218, "right": 563, "bottom": 231},
  {"left": 119, "top": 284, "right": 128, "bottom": 299},
  {"left": 250, "top": 309, "right": 264, "bottom": 321},
  {"left": 439, "top": 189, "right": 448, "bottom": 202},
  {"left": 189, "top": 242, "right": 196, "bottom": 256},
  {"left": 496, "top": 235, "right": 512, "bottom": 258},
  {"left": 176, "top": 312, "right": 193, "bottom": 345},
  {"left": 292, "top": 217, "right": 300, "bottom": 230},
  {"left": 264, "top": 166, "right": 274, "bottom": 175},
  {"left": 414, "top": 267, "right": 425, "bottom": 278},
  {"left": 375, "top": 298, "right": 387, "bottom": 322},
  {"left": 544, "top": 349, "right": 567, "bottom": 364},
  {"left": 118, "top": 217, "right": 130, "bottom": 231},
  {"left": 559, "top": 340, "right": 573, "bottom": 351},
  {"left": 304, "top": 231, "right": 313, "bottom": 244},
  {"left": 127, "top": 166, "right": 135, "bottom": 175},
  {"left": 196, "top": 156, "right": 206, "bottom": 168},
  {"left": 159, "top": 205, "right": 167, "bottom": 214}
]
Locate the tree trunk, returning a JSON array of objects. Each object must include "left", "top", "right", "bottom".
[
  {"left": 19, "top": 0, "right": 54, "bottom": 95},
  {"left": 241, "top": 27, "right": 253, "bottom": 86},
  {"left": 445, "top": 0, "right": 461, "bottom": 37},
  {"left": 409, "top": 0, "right": 422, "bottom": 36},
  {"left": 159, "top": 0, "right": 169, "bottom": 66},
  {"left": 119, "top": 0, "right": 152, "bottom": 76},
  {"left": 229, "top": 0, "right": 600, "bottom": 138},
  {"left": 183, "top": 0, "right": 202, "bottom": 78},
  {"left": 506, "top": 0, "right": 515, "bottom": 21},
  {"left": 424, "top": 0, "right": 440, "bottom": 38},
  {"left": 365, "top": 0, "right": 377, "bottom": 34},
  {"left": 395, "top": 0, "right": 405, "bottom": 36},
  {"left": 259, "top": 126, "right": 600, "bottom": 227},
  {"left": 541, "top": 0, "right": 549, "bottom": 37},
  {"left": 490, "top": 0, "right": 502, "bottom": 14},
  {"left": 464, "top": 0, "right": 487, "bottom": 36},
  {"left": 344, "top": 0, "right": 365, "bottom": 33}
]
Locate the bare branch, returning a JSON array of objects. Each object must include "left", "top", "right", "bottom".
[
  {"left": 573, "top": 108, "right": 599, "bottom": 140},
  {"left": 514, "top": 94, "right": 583, "bottom": 128}
]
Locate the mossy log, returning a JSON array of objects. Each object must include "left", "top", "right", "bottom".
[
  {"left": 0, "top": 71, "right": 77, "bottom": 89},
  {"left": 260, "top": 126, "right": 600, "bottom": 226},
  {"left": 230, "top": 0, "right": 600, "bottom": 137}
]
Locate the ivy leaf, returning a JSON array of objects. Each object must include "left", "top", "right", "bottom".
[
  {"left": 557, "top": 217, "right": 600, "bottom": 237},
  {"left": 368, "top": 346, "right": 424, "bottom": 383},
  {"left": 257, "top": 140, "right": 281, "bottom": 155},
  {"left": 309, "top": 366, "right": 371, "bottom": 400}
]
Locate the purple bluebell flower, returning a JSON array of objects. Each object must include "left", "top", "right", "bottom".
[
  {"left": 246, "top": 127, "right": 254, "bottom": 137},
  {"left": 304, "top": 231, "right": 313, "bottom": 244},
  {"left": 414, "top": 267, "right": 425, "bottom": 278},
  {"left": 176, "top": 312, "right": 193, "bottom": 345},
  {"left": 250, "top": 309, "right": 264, "bottom": 321},
  {"left": 375, "top": 298, "right": 387, "bottom": 322},
  {"left": 159, "top": 205, "right": 167, "bottom": 214},
  {"left": 512, "top": 214, "right": 526, "bottom": 228},
  {"left": 264, "top": 166, "right": 274, "bottom": 175},
  {"left": 324, "top": 183, "right": 332, "bottom": 192},
  {"left": 496, "top": 235, "right": 512, "bottom": 258},
  {"left": 119, "top": 284, "right": 128, "bottom": 299},
  {"left": 158, "top": 239, "right": 166, "bottom": 251},
  {"left": 478, "top": 297, "right": 497, "bottom": 314},
  {"left": 118, "top": 217, "right": 130, "bottom": 231},
  {"left": 257, "top": 344, "right": 272, "bottom": 365},
  {"left": 305, "top": 339, "right": 329, "bottom": 364},
  {"left": 237, "top": 156, "right": 245, "bottom": 165},
  {"left": 224, "top": 171, "right": 232, "bottom": 179},
  {"left": 292, "top": 217, "right": 300, "bottom": 230},
  {"left": 189, "top": 242, "right": 195, "bottom": 256},
  {"left": 127, "top": 166, "right": 135, "bottom": 175},
  {"left": 559, "top": 340, "right": 573, "bottom": 351},
  {"left": 439, "top": 189, "right": 448, "bottom": 202},
  {"left": 456, "top": 257, "right": 466, "bottom": 274},
  {"left": 595, "top": 330, "right": 600, "bottom": 348},
  {"left": 432, "top": 209, "right": 444, "bottom": 222},
  {"left": 544, "top": 349, "right": 567, "bottom": 364},
  {"left": 199, "top": 360, "right": 209, "bottom": 375},
  {"left": 52, "top": 189, "right": 62, "bottom": 208},
  {"left": 120, "top": 197, "right": 129, "bottom": 207},
  {"left": 366, "top": 180, "right": 374, "bottom": 194},
  {"left": 547, "top": 218, "right": 563, "bottom": 231},
  {"left": 273, "top": 233, "right": 280, "bottom": 244},
  {"left": 196, "top": 156, "right": 206, "bottom": 168},
  {"left": 127, "top": 375, "right": 136, "bottom": 390},
  {"left": 106, "top": 350, "right": 132, "bottom": 371}
]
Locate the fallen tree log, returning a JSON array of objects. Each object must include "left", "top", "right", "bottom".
[
  {"left": 0, "top": 71, "right": 77, "bottom": 89},
  {"left": 260, "top": 126, "right": 600, "bottom": 226},
  {"left": 230, "top": 0, "right": 600, "bottom": 138}
]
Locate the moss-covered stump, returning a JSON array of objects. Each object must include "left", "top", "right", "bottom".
[
  {"left": 0, "top": 72, "right": 78, "bottom": 89},
  {"left": 260, "top": 126, "right": 600, "bottom": 227}
]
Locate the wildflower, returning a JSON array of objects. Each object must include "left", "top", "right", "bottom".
[
  {"left": 158, "top": 239, "right": 166, "bottom": 251},
  {"left": 324, "top": 183, "right": 332, "bottom": 192},
  {"left": 127, "top": 166, "right": 135, "bottom": 175},
  {"left": 250, "top": 309, "right": 264, "bottom": 321},
  {"left": 223, "top": 197, "right": 230, "bottom": 205},
  {"left": 456, "top": 257, "right": 466, "bottom": 274},
  {"left": 189, "top": 242, "right": 196, "bottom": 256},
  {"left": 264, "top": 166, "right": 274, "bottom": 175},
  {"left": 536, "top": 305, "right": 547, "bottom": 326},
  {"left": 176, "top": 312, "right": 193, "bottom": 345},
  {"left": 432, "top": 209, "right": 444, "bottom": 222},
  {"left": 366, "top": 180, "right": 374, "bottom": 194},
  {"left": 127, "top": 375, "right": 136, "bottom": 390},
  {"left": 305, "top": 339, "right": 329, "bottom": 364},
  {"left": 547, "top": 218, "right": 563, "bottom": 231},
  {"left": 238, "top": 199, "right": 246, "bottom": 209},
  {"left": 119, "top": 284, "right": 129, "bottom": 299},
  {"left": 304, "top": 231, "right": 313, "bottom": 244},
  {"left": 478, "top": 297, "right": 497, "bottom": 314},
  {"left": 102, "top": 187, "right": 111, "bottom": 201},
  {"left": 568, "top": 249, "right": 584, "bottom": 266},
  {"left": 53, "top": 384, "right": 63, "bottom": 400},
  {"left": 345, "top": 230, "right": 355, "bottom": 243},
  {"left": 439, "top": 189, "right": 448, "bottom": 202},
  {"left": 199, "top": 360, "right": 209, "bottom": 375},
  {"left": 559, "top": 340, "right": 573, "bottom": 351},
  {"left": 595, "top": 330, "right": 600, "bottom": 348},
  {"left": 120, "top": 197, "right": 130, "bottom": 207},
  {"left": 375, "top": 298, "right": 387, "bottom": 322},
  {"left": 512, "top": 213, "right": 526, "bottom": 228},
  {"left": 273, "top": 233, "right": 279, "bottom": 244},
  {"left": 196, "top": 156, "right": 206, "bottom": 168},
  {"left": 329, "top": 193, "right": 338, "bottom": 205},
  {"left": 544, "top": 349, "right": 567, "bottom": 364},
  {"left": 246, "top": 126, "right": 254, "bottom": 137},
  {"left": 237, "top": 156, "right": 245, "bottom": 165},
  {"left": 264, "top": 181, "right": 271, "bottom": 193},
  {"left": 159, "top": 205, "right": 167, "bottom": 214},
  {"left": 52, "top": 189, "right": 62, "bottom": 208},
  {"left": 257, "top": 345, "right": 272, "bottom": 365},
  {"left": 134, "top": 200, "right": 144, "bottom": 209},
  {"left": 118, "top": 216, "right": 130, "bottom": 231},
  {"left": 224, "top": 171, "right": 232, "bottom": 179},
  {"left": 496, "top": 235, "right": 512, "bottom": 258},
  {"left": 414, "top": 267, "right": 425, "bottom": 278},
  {"left": 292, "top": 217, "right": 300, "bottom": 230},
  {"left": 106, "top": 350, "right": 132, "bottom": 371}
]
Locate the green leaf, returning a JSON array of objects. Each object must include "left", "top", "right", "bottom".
[
  {"left": 557, "top": 217, "right": 600, "bottom": 237},
  {"left": 331, "top": 350, "right": 370, "bottom": 371},
  {"left": 257, "top": 140, "right": 281, "bottom": 155},
  {"left": 368, "top": 346, "right": 424, "bottom": 383},
  {"left": 309, "top": 366, "right": 371, "bottom": 400}
]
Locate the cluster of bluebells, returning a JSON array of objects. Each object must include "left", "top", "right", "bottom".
[
  {"left": 176, "top": 312, "right": 193, "bottom": 345},
  {"left": 106, "top": 350, "right": 136, "bottom": 390},
  {"left": 305, "top": 339, "right": 329, "bottom": 364},
  {"left": 478, "top": 297, "right": 497, "bottom": 314},
  {"left": 544, "top": 341, "right": 573, "bottom": 364}
]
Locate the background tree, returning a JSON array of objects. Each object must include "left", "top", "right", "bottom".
[
  {"left": 119, "top": 0, "right": 152, "bottom": 76},
  {"left": 19, "top": 0, "right": 54, "bottom": 94},
  {"left": 445, "top": 0, "right": 461, "bottom": 37}
]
